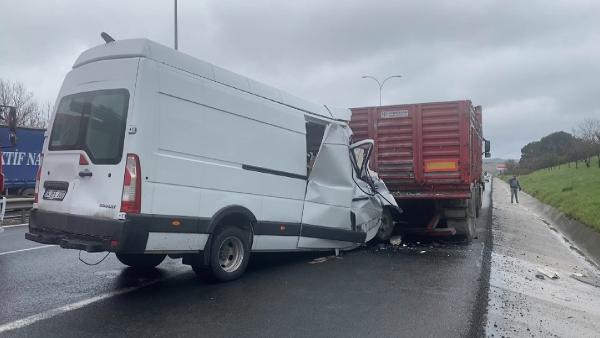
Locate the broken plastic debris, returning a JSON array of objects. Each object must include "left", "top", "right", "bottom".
[
  {"left": 536, "top": 267, "right": 559, "bottom": 280},
  {"left": 309, "top": 256, "right": 331, "bottom": 264},
  {"left": 389, "top": 235, "right": 402, "bottom": 246}
]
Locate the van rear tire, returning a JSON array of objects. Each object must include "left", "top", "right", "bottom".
[
  {"left": 202, "top": 226, "right": 251, "bottom": 282},
  {"left": 116, "top": 253, "right": 166, "bottom": 268}
]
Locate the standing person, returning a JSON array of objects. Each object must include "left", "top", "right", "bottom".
[{"left": 508, "top": 175, "right": 522, "bottom": 204}]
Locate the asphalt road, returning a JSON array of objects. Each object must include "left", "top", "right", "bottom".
[{"left": 0, "top": 183, "right": 492, "bottom": 337}]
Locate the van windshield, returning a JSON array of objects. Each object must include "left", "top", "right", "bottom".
[{"left": 49, "top": 89, "right": 129, "bottom": 164}]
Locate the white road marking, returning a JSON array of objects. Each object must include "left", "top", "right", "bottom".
[
  {"left": 0, "top": 268, "right": 186, "bottom": 334},
  {"left": 0, "top": 223, "right": 28, "bottom": 229},
  {"left": 0, "top": 245, "right": 55, "bottom": 256}
]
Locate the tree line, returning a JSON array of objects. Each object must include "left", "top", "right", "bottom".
[
  {"left": 0, "top": 78, "right": 51, "bottom": 129},
  {"left": 505, "top": 119, "right": 600, "bottom": 174}
]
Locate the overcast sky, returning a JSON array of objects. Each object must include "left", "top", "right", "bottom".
[{"left": 1, "top": 0, "right": 599, "bottom": 158}]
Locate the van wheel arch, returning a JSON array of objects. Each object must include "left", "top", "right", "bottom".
[{"left": 202, "top": 206, "right": 256, "bottom": 266}]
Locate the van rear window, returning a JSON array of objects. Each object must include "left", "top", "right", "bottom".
[{"left": 49, "top": 89, "right": 129, "bottom": 164}]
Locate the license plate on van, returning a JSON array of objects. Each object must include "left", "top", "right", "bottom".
[{"left": 43, "top": 189, "right": 67, "bottom": 201}]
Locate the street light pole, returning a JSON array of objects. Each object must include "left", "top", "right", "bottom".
[
  {"left": 174, "top": 0, "right": 178, "bottom": 50},
  {"left": 361, "top": 75, "right": 402, "bottom": 106}
]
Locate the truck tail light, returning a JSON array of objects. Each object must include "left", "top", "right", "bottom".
[
  {"left": 34, "top": 155, "right": 43, "bottom": 203},
  {"left": 120, "top": 154, "right": 141, "bottom": 213}
]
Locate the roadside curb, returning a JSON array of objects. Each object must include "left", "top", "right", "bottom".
[{"left": 516, "top": 182, "right": 600, "bottom": 267}]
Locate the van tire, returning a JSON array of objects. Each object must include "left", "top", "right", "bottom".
[
  {"left": 376, "top": 208, "right": 395, "bottom": 242},
  {"left": 116, "top": 253, "right": 166, "bottom": 268},
  {"left": 203, "top": 226, "right": 250, "bottom": 282}
]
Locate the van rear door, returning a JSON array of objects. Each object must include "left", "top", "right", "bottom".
[{"left": 37, "top": 89, "right": 130, "bottom": 219}]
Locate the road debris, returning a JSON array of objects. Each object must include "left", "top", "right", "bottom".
[
  {"left": 309, "top": 256, "right": 339, "bottom": 264},
  {"left": 389, "top": 235, "right": 402, "bottom": 246},
  {"left": 536, "top": 267, "right": 559, "bottom": 280}
]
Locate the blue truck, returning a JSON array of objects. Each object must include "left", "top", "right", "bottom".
[{"left": 0, "top": 126, "right": 45, "bottom": 196}]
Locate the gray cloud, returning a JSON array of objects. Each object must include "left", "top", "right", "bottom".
[{"left": 1, "top": 0, "right": 599, "bottom": 158}]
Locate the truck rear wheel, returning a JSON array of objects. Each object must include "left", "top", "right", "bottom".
[
  {"left": 199, "top": 226, "right": 250, "bottom": 282},
  {"left": 116, "top": 253, "right": 166, "bottom": 268},
  {"left": 449, "top": 217, "right": 475, "bottom": 241}
]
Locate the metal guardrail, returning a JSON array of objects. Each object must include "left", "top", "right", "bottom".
[{"left": 5, "top": 197, "right": 34, "bottom": 223}]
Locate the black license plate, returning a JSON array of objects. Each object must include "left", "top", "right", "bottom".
[{"left": 43, "top": 189, "right": 67, "bottom": 201}]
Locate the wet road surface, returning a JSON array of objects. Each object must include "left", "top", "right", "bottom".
[{"left": 1, "top": 184, "right": 492, "bottom": 337}]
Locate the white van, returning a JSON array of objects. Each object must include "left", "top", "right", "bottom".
[{"left": 26, "top": 38, "right": 400, "bottom": 281}]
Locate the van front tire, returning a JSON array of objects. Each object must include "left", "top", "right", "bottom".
[
  {"left": 201, "top": 226, "right": 251, "bottom": 282},
  {"left": 116, "top": 253, "right": 166, "bottom": 268}
]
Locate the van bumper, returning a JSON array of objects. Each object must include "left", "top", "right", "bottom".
[{"left": 26, "top": 209, "right": 156, "bottom": 253}]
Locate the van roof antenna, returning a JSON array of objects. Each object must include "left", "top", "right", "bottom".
[{"left": 101, "top": 32, "right": 115, "bottom": 43}]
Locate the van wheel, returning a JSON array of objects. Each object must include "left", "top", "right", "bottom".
[
  {"left": 116, "top": 253, "right": 166, "bottom": 268},
  {"left": 203, "top": 226, "right": 250, "bottom": 282},
  {"left": 376, "top": 208, "right": 395, "bottom": 242}
]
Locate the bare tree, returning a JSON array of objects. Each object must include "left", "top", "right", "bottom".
[
  {"left": 0, "top": 78, "right": 49, "bottom": 128},
  {"left": 575, "top": 118, "right": 600, "bottom": 168}
]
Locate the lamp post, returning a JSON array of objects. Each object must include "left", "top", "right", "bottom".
[
  {"left": 174, "top": 0, "right": 178, "bottom": 50},
  {"left": 361, "top": 75, "right": 402, "bottom": 106}
]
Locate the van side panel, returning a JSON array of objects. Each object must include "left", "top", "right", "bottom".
[{"left": 142, "top": 62, "right": 306, "bottom": 227}]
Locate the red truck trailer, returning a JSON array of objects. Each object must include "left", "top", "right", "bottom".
[{"left": 350, "top": 100, "right": 490, "bottom": 241}]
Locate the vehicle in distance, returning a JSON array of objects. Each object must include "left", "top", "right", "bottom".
[
  {"left": 26, "top": 37, "right": 400, "bottom": 281},
  {"left": 350, "top": 100, "right": 490, "bottom": 241},
  {"left": 0, "top": 126, "right": 44, "bottom": 196}
]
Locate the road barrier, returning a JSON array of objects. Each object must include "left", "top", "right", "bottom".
[{"left": 5, "top": 197, "right": 34, "bottom": 223}]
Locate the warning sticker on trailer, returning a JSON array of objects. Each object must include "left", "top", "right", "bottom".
[{"left": 380, "top": 110, "right": 409, "bottom": 119}]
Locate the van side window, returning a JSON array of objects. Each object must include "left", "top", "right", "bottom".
[{"left": 305, "top": 121, "right": 327, "bottom": 175}]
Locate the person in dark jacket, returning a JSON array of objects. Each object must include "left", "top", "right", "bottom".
[{"left": 508, "top": 175, "right": 522, "bottom": 203}]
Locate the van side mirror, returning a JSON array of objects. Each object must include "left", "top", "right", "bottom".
[{"left": 484, "top": 139, "right": 491, "bottom": 158}]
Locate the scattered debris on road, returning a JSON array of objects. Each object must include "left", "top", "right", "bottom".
[
  {"left": 308, "top": 256, "right": 341, "bottom": 264},
  {"left": 389, "top": 235, "right": 402, "bottom": 246},
  {"left": 536, "top": 267, "right": 560, "bottom": 280}
]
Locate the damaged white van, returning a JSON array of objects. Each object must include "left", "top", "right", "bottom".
[{"left": 26, "top": 38, "right": 400, "bottom": 281}]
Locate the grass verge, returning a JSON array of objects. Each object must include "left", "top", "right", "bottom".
[{"left": 511, "top": 158, "right": 600, "bottom": 232}]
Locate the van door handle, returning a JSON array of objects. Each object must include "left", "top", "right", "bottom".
[{"left": 78, "top": 170, "right": 93, "bottom": 177}]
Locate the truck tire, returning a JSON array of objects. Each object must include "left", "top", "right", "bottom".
[
  {"left": 22, "top": 188, "right": 35, "bottom": 197},
  {"left": 449, "top": 195, "right": 476, "bottom": 241},
  {"left": 201, "top": 226, "right": 251, "bottom": 282},
  {"left": 116, "top": 253, "right": 166, "bottom": 268},
  {"left": 475, "top": 187, "right": 481, "bottom": 218},
  {"left": 449, "top": 217, "right": 475, "bottom": 241},
  {"left": 376, "top": 207, "right": 395, "bottom": 242}
]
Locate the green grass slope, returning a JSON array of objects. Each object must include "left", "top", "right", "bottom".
[{"left": 516, "top": 158, "right": 600, "bottom": 232}]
